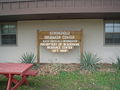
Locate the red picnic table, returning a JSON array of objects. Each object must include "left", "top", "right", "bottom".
[{"left": 0, "top": 63, "right": 33, "bottom": 90}]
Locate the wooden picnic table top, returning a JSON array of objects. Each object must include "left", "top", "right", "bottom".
[{"left": 0, "top": 63, "right": 33, "bottom": 75}]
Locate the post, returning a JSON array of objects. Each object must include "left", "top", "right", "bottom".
[
  {"left": 37, "top": 30, "right": 40, "bottom": 63},
  {"left": 80, "top": 29, "right": 83, "bottom": 58}
]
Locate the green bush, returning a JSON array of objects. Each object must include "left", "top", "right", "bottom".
[
  {"left": 80, "top": 52, "right": 101, "bottom": 72},
  {"left": 20, "top": 52, "right": 36, "bottom": 64},
  {"left": 116, "top": 57, "right": 120, "bottom": 70}
]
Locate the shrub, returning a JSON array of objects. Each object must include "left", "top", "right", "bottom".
[
  {"left": 116, "top": 57, "right": 120, "bottom": 70},
  {"left": 19, "top": 52, "right": 40, "bottom": 70},
  {"left": 80, "top": 52, "right": 101, "bottom": 72},
  {"left": 20, "top": 52, "right": 36, "bottom": 64}
]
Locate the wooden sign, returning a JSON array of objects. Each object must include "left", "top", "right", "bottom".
[{"left": 36, "top": 30, "right": 83, "bottom": 63}]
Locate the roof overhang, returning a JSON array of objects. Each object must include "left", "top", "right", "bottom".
[{"left": 0, "top": 13, "right": 120, "bottom": 21}]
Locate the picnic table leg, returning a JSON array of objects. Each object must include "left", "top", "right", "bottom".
[
  {"left": 23, "top": 76, "right": 29, "bottom": 85},
  {"left": 4, "top": 74, "right": 18, "bottom": 85},
  {"left": 12, "top": 76, "right": 28, "bottom": 90},
  {"left": 7, "top": 74, "right": 12, "bottom": 90}
]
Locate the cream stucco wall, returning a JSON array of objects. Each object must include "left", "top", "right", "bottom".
[{"left": 0, "top": 19, "right": 120, "bottom": 63}]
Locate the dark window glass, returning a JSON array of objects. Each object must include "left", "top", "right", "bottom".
[
  {"left": 0, "top": 23, "right": 17, "bottom": 45},
  {"left": 105, "top": 20, "right": 120, "bottom": 45}
]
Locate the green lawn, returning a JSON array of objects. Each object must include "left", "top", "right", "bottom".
[{"left": 0, "top": 71, "right": 120, "bottom": 90}]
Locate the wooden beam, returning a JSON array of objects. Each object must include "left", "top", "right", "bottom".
[
  {"left": 80, "top": 29, "right": 83, "bottom": 58},
  {"left": 37, "top": 30, "right": 40, "bottom": 63}
]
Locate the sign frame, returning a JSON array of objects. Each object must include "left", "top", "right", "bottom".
[{"left": 36, "top": 30, "right": 83, "bottom": 63}]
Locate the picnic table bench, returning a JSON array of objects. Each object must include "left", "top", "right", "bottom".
[
  {"left": 0, "top": 63, "right": 39, "bottom": 90},
  {"left": 24, "top": 70, "right": 39, "bottom": 76}
]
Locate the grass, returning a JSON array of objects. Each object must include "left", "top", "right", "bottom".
[{"left": 0, "top": 71, "right": 120, "bottom": 90}]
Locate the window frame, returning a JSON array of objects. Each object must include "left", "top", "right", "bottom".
[
  {"left": 0, "top": 22, "right": 18, "bottom": 46},
  {"left": 104, "top": 20, "right": 120, "bottom": 45}
]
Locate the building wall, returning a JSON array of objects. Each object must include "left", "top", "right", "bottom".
[{"left": 0, "top": 19, "right": 120, "bottom": 63}]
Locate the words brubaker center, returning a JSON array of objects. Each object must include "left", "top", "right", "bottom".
[{"left": 40, "top": 31, "right": 81, "bottom": 52}]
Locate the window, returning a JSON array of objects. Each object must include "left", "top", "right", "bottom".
[
  {"left": 105, "top": 20, "right": 120, "bottom": 45},
  {"left": 0, "top": 23, "right": 17, "bottom": 45}
]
